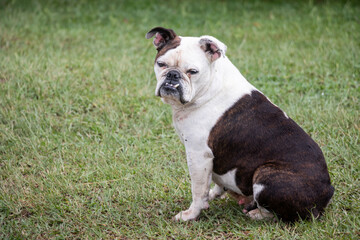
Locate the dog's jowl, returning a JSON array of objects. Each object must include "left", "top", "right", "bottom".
[{"left": 146, "top": 27, "right": 334, "bottom": 222}]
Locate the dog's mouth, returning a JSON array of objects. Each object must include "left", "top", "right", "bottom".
[
  {"left": 162, "top": 82, "right": 180, "bottom": 90},
  {"left": 158, "top": 81, "right": 187, "bottom": 104},
  {"left": 156, "top": 69, "right": 189, "bottom": 104}
]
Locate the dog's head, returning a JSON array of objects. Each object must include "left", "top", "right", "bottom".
[{"left": 146, "top": 27, "right": 227, "bottom": 106}]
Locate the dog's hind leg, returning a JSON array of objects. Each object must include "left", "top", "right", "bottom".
[
  {"left": 251, "top": 164, "right": 334, "bottom": 222},
  {"left": 244, "top": 183, "right": 274, "bottom": 220}
]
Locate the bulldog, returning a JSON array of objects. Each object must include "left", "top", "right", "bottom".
[{"left": 146, "top": 27, "right": 334, "bottom": 222}]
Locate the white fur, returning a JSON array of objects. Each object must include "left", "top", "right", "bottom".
[
  {"left": 253, "top": 183, "right": 264, "bottom": 202},
  {"left": 154, "top": 35, "right": 256, "bottom": 221},
  {"left": 212, "top": 169, "right": 243, "bottom": 195},
  {"left": 208, "top": 184, "right": 225, "bottom": 200}
]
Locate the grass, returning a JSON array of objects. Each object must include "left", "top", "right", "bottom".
[{"left": 0, "top": 0, "right": 359, "bottom": 238}]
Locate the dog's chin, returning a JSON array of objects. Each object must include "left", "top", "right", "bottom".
[{"left": 158, "top": 84, "right": 187, "bottom": 105}]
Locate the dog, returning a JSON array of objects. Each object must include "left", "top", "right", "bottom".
[{"left": 146, "top": 27, "right": 334, "bottom": 222}]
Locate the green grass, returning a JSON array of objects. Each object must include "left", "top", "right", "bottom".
[{"left": 0, "top": 0, "right": 359, "bottom": 238}]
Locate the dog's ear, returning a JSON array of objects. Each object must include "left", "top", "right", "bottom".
[
  {"left": 146, "top": 27, "right": 178, "bottom": 50},
  {"left": 199, "top": 36, "right": 227, "bottom": 62}
]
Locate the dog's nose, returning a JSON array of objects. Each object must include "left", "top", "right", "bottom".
[{"left": 166, "top": 70, "right": 181, "bottom": 81}]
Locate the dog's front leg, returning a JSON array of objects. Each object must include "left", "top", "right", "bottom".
[{"left": 174, "top": 150, "right": 213, "bottom": 221}]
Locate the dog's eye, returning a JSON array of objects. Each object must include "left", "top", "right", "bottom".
[
  {"left": 157, "top": 61, "right": 167, "bottom": 68},
  {"left": 187, "top": 69, "right": 199, "bottom": 75}
]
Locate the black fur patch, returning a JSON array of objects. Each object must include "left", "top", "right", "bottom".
[{"left": 208, "top": 90, "right": 334, "bottom": 222}]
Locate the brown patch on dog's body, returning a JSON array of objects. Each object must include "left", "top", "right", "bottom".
[
  {"left": 208, "top": 90, "right": 334, "bottom": 222},
  {"left": 155, "top": 36, "right": 181, "bottom": 62},
  {"left": 146, "top": 27, "right": 182, "bottom": 62}
]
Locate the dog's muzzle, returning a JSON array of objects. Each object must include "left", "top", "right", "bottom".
[
  {"left": 158, "top": 70, "right": 186, "bottom": 103},
  {"left": 163, "top": 70, "right": 181, "bottom": 90}
]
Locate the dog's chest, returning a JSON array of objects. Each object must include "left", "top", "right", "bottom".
[{"left": 172, "top": 104, "right": 225, "bottom": 146}]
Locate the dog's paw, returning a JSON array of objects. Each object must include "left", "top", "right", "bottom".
[
  {"left": 173, "top": 209, "right": 198, "bottom": 221},
  {"left": 246, "top": 207, "right": 274, "bottom": 221},
  {"left": 209, "top": 191, "right": 226, "bottom": 201},
  {"left": 209, "top": 185, "right": 225, "bottom": 201},
  {"left": 173, "top": 202, "right": 209, "bottom": 221},
  {"left": 209, "top": 189, "right": 219, "bottom": 201}
]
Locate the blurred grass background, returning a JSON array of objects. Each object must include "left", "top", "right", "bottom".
[{"left": 0, "top": 0, "right": 359, "bottom": 239}]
